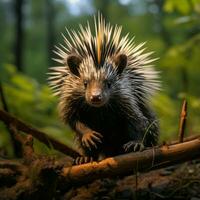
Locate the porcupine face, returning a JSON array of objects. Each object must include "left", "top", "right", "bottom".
[
  {"left": 48, "top": 14, "right": 161, "bottom": 120},
  {"left": 83, "top": 73, "right": 112, "bottom": 107},
  {"left": 66, "top": 53, "right": 128, "bottom": 108}
]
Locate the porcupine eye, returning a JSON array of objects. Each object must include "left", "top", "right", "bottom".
[
  {"left": 83, "top": 80, "right": 88, "bottom": 88},
  {"left": 106, "top": 80, "right": 111, "bottom": 88}
]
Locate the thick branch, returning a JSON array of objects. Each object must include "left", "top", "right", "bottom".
[
  {"left": 0, "top": 109, "right": 80, "bottom": 158},
  {"left": 62, "top": 137, "right": 200, "bottom": 185}
]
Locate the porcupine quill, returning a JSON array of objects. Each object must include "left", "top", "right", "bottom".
[{"left": 48, "top": 13, "right": 161, "bottom": 165}]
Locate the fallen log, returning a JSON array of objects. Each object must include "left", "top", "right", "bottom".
[{"left": 61, "top": 136, "right": 200, "bottom": 185}]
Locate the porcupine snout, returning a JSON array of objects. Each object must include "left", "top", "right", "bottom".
[
  {"left": 90, "top": 91, "right": 102, "bottom": 103},
  {"left": 87, "top": 87, "right": 105, "bottom": 107},
  {"left": 85, "top": 80, "right": 109, "bottom": 108}
]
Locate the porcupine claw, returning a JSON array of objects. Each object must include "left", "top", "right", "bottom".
[
  {"left": 82, "top": 131, "right": 103, "bottom": 150},
  {"left": 123, "top": 141, "right": 145, "bottom": 153},
  {"left": 73, "top": 156, "right": 94, "bottom": 165}
]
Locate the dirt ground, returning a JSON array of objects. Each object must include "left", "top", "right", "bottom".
[
  {"left": 62, "top": 160, "right": 200, "bottom": 200},
  {"left": 0, "top": 155, "right": 199, "bottom": 200}
]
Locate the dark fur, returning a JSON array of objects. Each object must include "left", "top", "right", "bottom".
[{"left": 67, "top": 85, "right": 159, "bottom": 160}]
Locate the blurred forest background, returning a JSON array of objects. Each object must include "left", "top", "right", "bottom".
[{"left": 0, "top": 0, "right": 200, "bottom": 156}]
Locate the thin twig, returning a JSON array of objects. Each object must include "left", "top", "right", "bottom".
[{"left": 178, "top": 99, "right": 187, "bottom": 143}]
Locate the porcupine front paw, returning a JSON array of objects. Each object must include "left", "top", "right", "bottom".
[
  {"left": 123, "top": 141, "right": 145, "bottom": 153},
  {"left": 73, "top": 156, "right": 94, "bottom": 165},
  {"left": 81, "top": 131, "right": 103, "bottom": 150}
]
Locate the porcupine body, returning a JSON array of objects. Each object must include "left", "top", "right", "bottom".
[{"left": 48, "top": 15, "right": 160, "bottom": 164}]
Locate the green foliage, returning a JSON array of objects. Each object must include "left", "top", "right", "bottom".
[
  {"left": 0, "top": 65, "right": 74, "bottom": 155},
  {"left": 164, "top": 0, "right": 193, "bottom": 14},
  {"left": 152, "top": 93, "right": 179, "bottom": 141},
  {"left": 158, "top": 0, "right": 200, "bottom": 140}
]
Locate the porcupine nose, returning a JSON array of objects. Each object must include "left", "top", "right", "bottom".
[{"left": 90, "top": 94, "right": 102, "bottom": 103}]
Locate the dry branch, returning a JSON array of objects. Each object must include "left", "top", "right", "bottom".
[
  {"left": 62, "top": 136, "right": 200, "bottom": 185},
  {"left": 0, "top": 109, "right": 80, "bottom": 158},
  {"left": 178, "top": 99, "right": 187, "bottom": 143}
]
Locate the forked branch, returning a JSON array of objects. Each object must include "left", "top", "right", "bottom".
[{"left": 0, "top": 109, "right": 80, "bottom": 158}]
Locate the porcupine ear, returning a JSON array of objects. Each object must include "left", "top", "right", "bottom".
[
  {"left": 114, "top": 54, "right": 127, "bottom": 74},
  {"left": 67, "top": 54, "right": 82, "bottom": 76}
]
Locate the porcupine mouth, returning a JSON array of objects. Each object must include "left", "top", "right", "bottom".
[
  {"left": 88, "top": 99, "right": 108, "bottom": 108},
  {"left": 88, "top": 101, "right": 106, "bottom": 108}
]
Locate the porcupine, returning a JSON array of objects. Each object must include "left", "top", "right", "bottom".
[{"left": 48, "top": 14, "right": 160, "bottom": 165}]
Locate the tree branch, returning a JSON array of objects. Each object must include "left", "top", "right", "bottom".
[
  {"left": 0, "top": 109, "right": 80, "bottom": 158},
  {"left": 61, "top": 136, "right": 200, "bottom": 185},
  {"left": 178, "top": 99, "right": 187, "bottom": 142}
]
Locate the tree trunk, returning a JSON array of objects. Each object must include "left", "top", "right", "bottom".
[
  {"left": 14, "top": 0, "right": 24, "bottom": 71},
  {"left": 153, "top": 0, "right": 172, "bottom": 47},
  {"left": 46, "top": 0, "right": 55, "bottom": 67}
]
